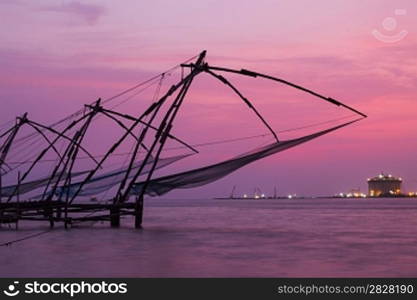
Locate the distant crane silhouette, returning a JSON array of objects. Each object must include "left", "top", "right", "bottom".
[{"left": 230, "top": 185, "right": 236, "bottom": 199}]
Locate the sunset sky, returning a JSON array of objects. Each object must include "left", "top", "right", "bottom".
[{"left": 1, "top": 0, "right": 416, "bottom": 198}]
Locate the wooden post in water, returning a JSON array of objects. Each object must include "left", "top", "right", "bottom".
[
  {"left": 110, "top": 205, "right": 120, "bottom": 228},
  {"left": 16, "top": 171, "right": 20, "bottom": 230},
  {"left": 56, "top": 206, "right": 62, "bottom": 219},
  {"left": 48, "top": 206, "right": 54, "bottom": 228},
  {"left": 0, "top": 173, "right": 2, "bottom": 228},
  {"left": 0, "top": 169, "right": 2, "bottom": 206},
  {"left": 135, "top": 195, "right": 144, "bottom": 229},
  {"left": 65, "top": 217, "right": 71, "bottom": 229},
  {"left": 64, "top": 215, "right": 69, "bottom": 229},
  {"left": 55, "top": 205, "right": 62, "bottom": 229}
]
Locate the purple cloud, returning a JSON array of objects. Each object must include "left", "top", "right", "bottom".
[{"left": 40, "top": 1, "right": 105, "bottom": 25}]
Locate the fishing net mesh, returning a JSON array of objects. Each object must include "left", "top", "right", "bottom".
[{"left": 131, "top": 120, "right": 358, "bottom": 197}]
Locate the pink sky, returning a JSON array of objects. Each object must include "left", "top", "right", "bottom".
[{"left": 1, "top": 0, "right": 417, "bottom": 198}]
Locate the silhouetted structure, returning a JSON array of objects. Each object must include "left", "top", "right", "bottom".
[
  {"left": 368, "top": 173, "right": 402, "bottom": 196},
  {"left": 0, "top": 51, "right": 366, "bottom": 229}
]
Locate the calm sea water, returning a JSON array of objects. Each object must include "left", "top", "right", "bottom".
[{"left": 1, "top": 197, "right": 417, "bottom": 277}]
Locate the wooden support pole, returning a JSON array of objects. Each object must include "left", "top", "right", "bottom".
[
  {"left": 16, "top": 171, "right": 21, "bottom": 230},
  {"left": 48, "top": 207, "right": 54, "bottom": 228},
  {"left": 56, "top": 206, "right": 62, "bottom": 219},
  {"left": 110, "top": 205, "right": 120, "bottom": 228},
  {"left": 123, "top": 51, "right": 207, "bottom": 230},
  {"left": 64, "top": 217, "right": 71, "bottom": 229},
  {"left": 135, "top": 195, "right": 143, "bottom": 229}
]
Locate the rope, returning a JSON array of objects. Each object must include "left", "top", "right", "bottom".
[
  {"left": 1, "top": 61, "right": 181, "bottom": 173},
  {"left": 6, "top": 115, "right": 355, "bottom": 164},
  {"left": 9, "top": 54, "right": 199, "bottom": 148},
  {"left": 0, "top": 119, "right": 14, "bottom": 131},
  {"left": 0, "top": 229, "right": 52, "bottom": 247},
  {"left": 164, "top": 114, "right": 356, "bottom": 150}
]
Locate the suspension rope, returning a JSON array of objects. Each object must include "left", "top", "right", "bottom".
[
  {"left": 9, "top": 54, "right": 199, "bottom": 150},
  {"left": 6, "top": 114, "right": 355, "bottom": 164}
]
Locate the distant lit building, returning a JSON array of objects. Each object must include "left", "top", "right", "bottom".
[{"left": 367, "top": 173, "right": 402, "bottom": 197}]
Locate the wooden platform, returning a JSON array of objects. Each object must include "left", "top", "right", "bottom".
[{"left": 0, "top": 200, "right": 142, "bottom": 229}]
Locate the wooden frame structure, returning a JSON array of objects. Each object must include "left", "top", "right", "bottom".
[{"left": 0, "top": 51, "right": 366, "bottom": 230}]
